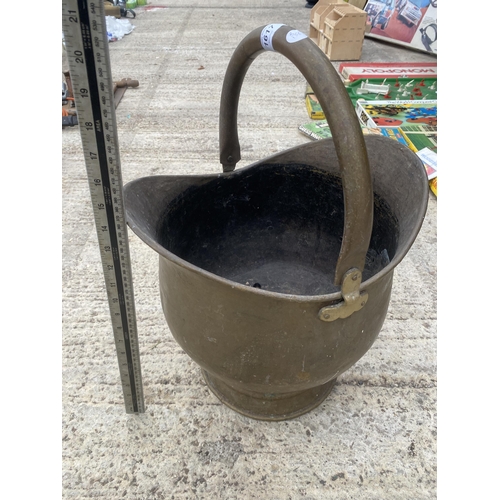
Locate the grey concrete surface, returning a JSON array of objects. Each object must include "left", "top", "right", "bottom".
[{"left": 62, "top": 2, "right": 437, "bottom": 498}]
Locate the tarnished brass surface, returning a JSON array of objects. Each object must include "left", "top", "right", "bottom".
[
  {"left": 318, "top": 268, "right": 368, "bottom": 322},
  {"left": 123, "top": 25, "right": 429, "bottom": 420}
]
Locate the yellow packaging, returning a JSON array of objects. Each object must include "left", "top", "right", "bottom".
[
  {"left": 429, "top": 177, "right": 437, "bottom": 197},
  {"left": 305, "top": 95, "right": 325, "bottom": 120}
]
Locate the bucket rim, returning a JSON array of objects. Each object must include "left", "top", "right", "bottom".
[
  {"left": 124, "top": 138, "right": 429, "bottom": 302},
  {"left": 126, "top": 194, "right": 428, "bottom": 305}
]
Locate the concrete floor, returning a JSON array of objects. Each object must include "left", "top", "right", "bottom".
[{"left": 62, "top": 1, "right": 437, "bottom": 498}]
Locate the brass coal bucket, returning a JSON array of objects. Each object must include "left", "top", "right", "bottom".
[{"left": 124, "top": 25, "right": 429, "bottom": 420}]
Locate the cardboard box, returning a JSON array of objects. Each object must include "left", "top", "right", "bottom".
[
  {"left": 310, "top": 4, "right": 337, "bottom": 44},
  {"left": 313, "top": 3, "right": 367, "bottom": 60},
  {"left": 309, "top": 1, "right": 345, "bottom": 44},
  {"left": 312, "top": 5, "right": 334, "bottom": 29}
]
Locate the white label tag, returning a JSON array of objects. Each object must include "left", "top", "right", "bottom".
[
  {"left": 260, "top": 24, "right": 285, "bottom": 51},
  {"left": 286, "top": 30, "right": 308, "bottom": 44}
]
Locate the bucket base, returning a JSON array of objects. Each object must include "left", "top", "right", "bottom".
[{"left": 201, "top": 370, "right": 336, "bottom": 421}]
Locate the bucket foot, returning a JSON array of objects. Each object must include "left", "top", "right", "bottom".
[{"left": 201, "top": 370, "right": 336, "bottom": 421}]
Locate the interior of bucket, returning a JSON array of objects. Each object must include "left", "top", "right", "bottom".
[{"left": 157, "top": 162, "right": 398, "bottom": 295}]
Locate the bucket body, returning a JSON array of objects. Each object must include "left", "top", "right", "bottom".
[
  {"left": 159, "top": 253, "right": 393, "bottom": 419},
  {"left": 124, "top": 137, "right": 429, "bottom": 420}
]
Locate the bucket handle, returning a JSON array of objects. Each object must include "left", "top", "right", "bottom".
[{"left": 219, "top": 25, "right": 373, "bottom": 288}]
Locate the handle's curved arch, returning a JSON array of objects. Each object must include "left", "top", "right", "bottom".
[{"left": 219, "top": 25, "right": 373, "bottom": 285}]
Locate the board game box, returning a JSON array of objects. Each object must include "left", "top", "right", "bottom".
[
  {"left": 298, "top": 121, "right": 389, "bottom": 140},
  {"left": 305, "top": 93, "right": 324, "bottom": 120},
  {"left": 305, "top": 78, "right": 437, "bottom": 120},
  {"left": 298, "top": 120, "right": 332, "bottom": 140},
  {"left": 356, "top": 99, "right": 437, "bottom": 128},
  {"left": 338, "top": 62, "right": 438, "bottom": 82},
  {"left": 345, "top": 77, "right": 437, "bottom": 106},
  {"left": 364, "top": 0, "right": 437, "bottom": 54},
  {"left": 298, "top": 121, "right": 414, "bottom": 148},
  {"left": 399, "top": 124, "right": 437, "bottom": 153}
]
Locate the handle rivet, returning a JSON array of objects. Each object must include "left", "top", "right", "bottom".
[
  {"left": 319, "top": 268, "right": 368, "bottom": 322},
  {"left": 227, "top": 155, "right": 233, "bottom": 162}
]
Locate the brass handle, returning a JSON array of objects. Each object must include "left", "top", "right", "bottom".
[{"left": 218, "top": 24, "right": 373, "bottom": 289}]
